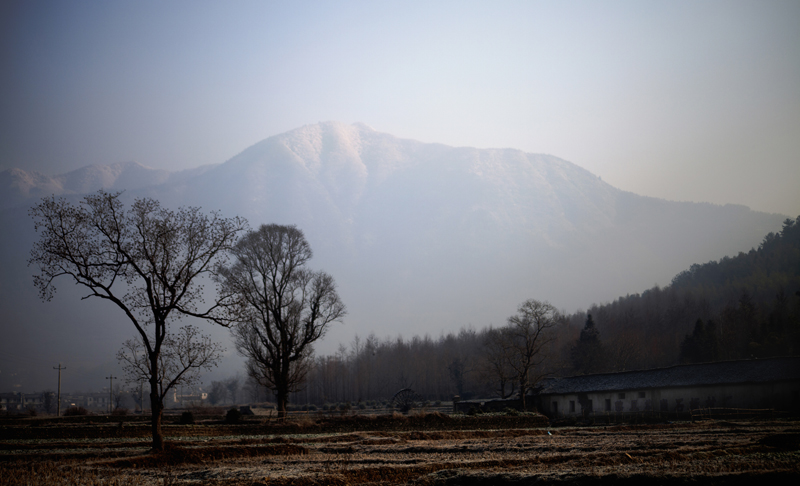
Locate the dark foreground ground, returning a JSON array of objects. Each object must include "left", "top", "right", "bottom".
[{"left": 1, "top": 412, "right": 798, "bottom": 485}]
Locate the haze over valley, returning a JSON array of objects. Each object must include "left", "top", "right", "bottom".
[
  {"left": 2, "top": 1, "right": 798, "bottom": 397},
  {"left": 0, "top": 122, "right": 787, "bottom": 392}
]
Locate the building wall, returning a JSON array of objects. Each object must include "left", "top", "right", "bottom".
[
  {"left": 538, "top": 380, "right": 800, "bottom": 418},
  {"left": 453, "top": 397, "right": 523, "bottom": 414}
]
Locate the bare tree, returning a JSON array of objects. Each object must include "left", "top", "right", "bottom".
[
  {"left": 42, "top": 391, "right": 56, "bottom": 414},
  {"left": 112, "top": 385, "right": 128, "bottom": 411},
  {"left": 117, "top": 325, "right": 223, "bottom": 408},
  {"left": 130, "top": 382, "right": 146, "bottom": 412},
  {"left": 29, "top": 191, "right": 245, "bottom": 450},
  {"left": 225, "top": 376, "right": 241, "bottom": 405},
  {"left": 243, "top": 373, "right": 269, "bottom": 403},
  {"left": 482, "top": 327, "right": 518, "bottom": 399},
  {"left": 503, "top": 299, "right": 562, "bottom": 410},
  {"left": 217, "top": 224, "right": 346, "bottom": 417},
  {"left": 208, "top": 381, "right": 227, "bottom": 405},
  {"left": 446, "top": 357, "right": 469, "bottom": 397}
]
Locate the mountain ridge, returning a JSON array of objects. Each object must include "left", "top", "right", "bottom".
[
  {"left": 0, "top": 161, "right": 219, "bottom": 210},
  {"left": 0, "top": 122, "right": 787, "bottom": 392}
]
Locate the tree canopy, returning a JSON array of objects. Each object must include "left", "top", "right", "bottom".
[{"left": 217, "top": 223, "right": 346, "bottom": 417}]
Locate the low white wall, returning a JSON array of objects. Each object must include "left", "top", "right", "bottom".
[{"left": 539, "top": 380, "right": 799, "bottom": 418}]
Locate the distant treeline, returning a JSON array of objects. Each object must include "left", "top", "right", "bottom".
[{"left": 286, "top": 216, "right": 800, "bottom": 406}]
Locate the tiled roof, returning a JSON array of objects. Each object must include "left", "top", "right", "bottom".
[{"left": 538, "top": 357, "right": 800, "bottom": 395}]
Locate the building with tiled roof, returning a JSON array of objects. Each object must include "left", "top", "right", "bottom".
[{"left": 535, "top": 357, "right": 800, "bottom": 418}]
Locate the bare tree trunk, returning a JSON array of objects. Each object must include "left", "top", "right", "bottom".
[
  {"left": 149, "top": 377, "right": 164, "bottom": 451},
  {"left": 275, "top": 389, "right": 288, "bottom": 418}
]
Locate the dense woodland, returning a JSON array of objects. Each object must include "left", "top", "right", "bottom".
[{"left": 241, "top": 216, "right": 800, "bottom": 408}]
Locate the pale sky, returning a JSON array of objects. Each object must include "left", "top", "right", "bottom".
[{"left": 2, "top": 0, "right": 798, "bottom": 215}]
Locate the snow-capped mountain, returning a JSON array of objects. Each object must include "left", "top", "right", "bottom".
[{"left": 0, "top": 122, "right": 786, "bottom": 391}]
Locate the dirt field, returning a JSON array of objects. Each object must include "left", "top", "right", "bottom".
[{"left": 1, "top": 413, "right": 798, "bottom": 485}]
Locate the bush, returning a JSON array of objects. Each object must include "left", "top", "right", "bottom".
[
  {"left": 64, "top": 406, "right": 90, "bottom": 416},
  {"left": 111, "top": 407, "right": 128, "bottom": 416},
  {"left": 225, "top": 407, "right": 241, "bottom": 424},
  {"left": 503, "top": 407, "right": 519, "bottom": 416},
  {"left": 179, "top": 411, "right": 195, "bottom": 425}
]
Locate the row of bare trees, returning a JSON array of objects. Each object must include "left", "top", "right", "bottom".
[
  {"left": 291, "top": 301, "right": 568, "bottom": 407},
  {"left": 297, "top": 286, "right": 798, "bottom": 407},
  {"left": 29, "top": 191, "right": 345, "bottom": 450}
]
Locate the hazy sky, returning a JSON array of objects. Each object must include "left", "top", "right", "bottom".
[{"left": 2, "top": 0, "right": 799, "bottom": 215}]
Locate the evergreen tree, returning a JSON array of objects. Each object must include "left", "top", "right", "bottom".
[
  {"left": 570, "top": 314, "right": 606, "bottom": 374},
  {"left": 680, "top": 319, "right": 718, "bottom": 364}
]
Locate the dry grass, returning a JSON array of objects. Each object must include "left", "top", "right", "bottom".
[{"left": 1, "top": 415, "right": 798, "bottom": 485}]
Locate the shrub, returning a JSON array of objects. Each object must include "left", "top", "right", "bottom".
[
  {"left": 179, "top": 411, "right": 195, "bottom": 425},
  {"left": 64, "top": 406, "right": 89, "bottom": 416},
  {"left": 390, "top": 411, "right": 408, "bottom": 421},
  {"left": 111, "top": 407, "right": 128, "bottom": 416},
  {"left": 225, "top": 407, "right": 241, "bottom": 424},
  {"left": 503, "top": 407, "right": 519, "bottom": 416}
]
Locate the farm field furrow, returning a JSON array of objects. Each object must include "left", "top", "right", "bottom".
[{"left": 1, "top": 415, "right": 798, "bottom": 485}]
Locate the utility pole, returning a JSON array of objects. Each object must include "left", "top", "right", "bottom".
[
  {"left": 106, "top": 375, "right": 117, "bottom": 414},
  {"left": 53, "top": 364, "right": 65, "bottom": 416}
]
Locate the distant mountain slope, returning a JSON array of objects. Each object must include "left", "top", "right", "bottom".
[
  {"left": 560, "top": 215, "right": 800, "bottom": 373},
  {"left": 159, "top": 122, "right": 781, "bottom": 311},
  {"left": 0, "top": 161, "right": 218, "bottom": 209},
  {"left": 670, "top": 215, "right": 800, "bottom": 307},
  {"left": 0, "top": 122, "right": 787, "bottom": 392},
  {"left": 161, "top": 122, "right": 621, "bottom": 250}
]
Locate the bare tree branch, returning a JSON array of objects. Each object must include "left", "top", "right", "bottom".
[{"left": 29, "top": 191, "right": 246, "bottom": 450}]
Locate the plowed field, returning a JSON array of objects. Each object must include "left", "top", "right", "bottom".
[{"left": 1, "top": 414, "right": 798, "bottom": 485}]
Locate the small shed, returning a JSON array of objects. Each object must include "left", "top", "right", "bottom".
[{"left": 536, "top": 357, "right": 800, "bottom": 418}]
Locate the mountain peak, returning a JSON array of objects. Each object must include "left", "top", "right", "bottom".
[{"left": 0, "top": 123, "right": 786, "bottom": 392}]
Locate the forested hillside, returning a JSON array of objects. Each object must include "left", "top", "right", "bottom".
[
  {"left": 569, "top": 215, "right": 800, "bottom": 372},
  {"left": 290, "top": 216, "right": 800, "bottom": 407}
]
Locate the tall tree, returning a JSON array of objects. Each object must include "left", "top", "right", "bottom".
[
  {"left": 482, "top": 327, "right": 517, "bottom": 399},
  {"left": 29, "top": 191, "right": 245, "bottom": 450},
  {"left": 217, "top": 224, "right": 346, "bottom": 417},
  {"left": 207, "top": 381, "right": 223, "bottom": 405},
  {"left": 679, "top": 318, "right": 719, "bottom": 364},
  {"left": 570, "top": 314, "right": 606, "bottom": 374},
  {"left": 446, "top": 357, "right": 469, "bottom": 397},
  {"left": 225, "top": 375, "right": 241, "bottom": 404},
  {"left": 504, "top": 299, "right": 562, "bottom": 410}
]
